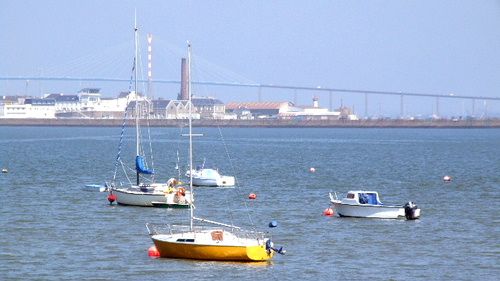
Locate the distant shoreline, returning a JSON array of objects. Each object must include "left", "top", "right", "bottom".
[{"left": 0, "top": 118, "right": 499, "bottom": 128}]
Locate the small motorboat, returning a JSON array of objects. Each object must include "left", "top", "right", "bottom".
[
  {"left": 187, "top": 167, "right": 235, "bottom": 187},
  {"left": 1, "top": 168, "right": 8, "bottom": 173},
  {"left": 329, "top": 191, "right": 420, "bottom": 220}
]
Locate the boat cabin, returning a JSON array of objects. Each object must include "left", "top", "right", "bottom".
[
  {"left": 342, "top": 191, "right": 383, "bottom": 205},
  {"left": 199, "top": 168, "right": 220, "bottom": 178}
]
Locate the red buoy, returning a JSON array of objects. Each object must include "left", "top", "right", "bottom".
[
  {"left": 248, "top": 193, "right": 257, "bottom": 200},
  {"left": 148, "top": 245, "right": 160, "bottom": 258},
  {"left": 323, "top": 207, "right": 334, "bottom": 216},
  {"left": 107, "top": 193, "right": 117, "bottom": 205}
]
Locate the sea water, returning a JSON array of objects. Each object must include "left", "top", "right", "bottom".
[{"left": 0, "top": 126, "right": 498, "bottom": 280}]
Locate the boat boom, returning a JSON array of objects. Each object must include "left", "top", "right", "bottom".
[{"left": 193, "top": 216, "right": 241, "bottom": 230}]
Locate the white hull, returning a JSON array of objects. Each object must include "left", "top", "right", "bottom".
[
  {"left": 192, "top": 175, "right": 235, "bottom": 187},
  {"left": 332, "top": 201, "right": 405, "bottom": 219},
  {"left": 112, "top": 185, "right": 192, "bottom": 207},
  {"left": 189, "top": 168, "right": 235, "bottom": 187}
]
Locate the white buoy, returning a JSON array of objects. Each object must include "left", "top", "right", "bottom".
[
  {"left": 309, "top": 167, "right": 316, "bottom": 173},
  {"left": 443, "top": 175, "right": 452, "bottom": 182}
]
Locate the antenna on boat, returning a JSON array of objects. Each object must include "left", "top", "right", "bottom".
[{"left": 187, "top": 41, "right": 194, "bottom": 231}]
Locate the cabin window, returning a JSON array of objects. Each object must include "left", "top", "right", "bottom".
[
  {"left": 359, "top": 193, "right": 369, "bottom": 204},
  {"left": 359, "top": 193, "right": 379, "bottom": 205},
  {"left": 347, "top": 193, "right": 355, "bottom": 199},
  {"left": 176, "top": 238, "right": 195, "bottom": 243}
]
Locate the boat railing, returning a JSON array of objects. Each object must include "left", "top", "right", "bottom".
[
  {"left": 329, "top": 192, "right": 339, "bottom": 201},
  {"left": 146, "top": 223, "right": 267, "bottom": 241},
  {"left": 146, "top": 223, "right": 172, "bottom": 235},
  {"left": 223, "top": 226, "right": 268, "bottom": 241}
]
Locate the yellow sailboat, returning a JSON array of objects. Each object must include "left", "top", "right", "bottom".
[
  {"left": 146, "top": 43, "right": 283, "bottom": 262},
  {"left": 147, "top": 218, "right": 275, "bottom": 261}
]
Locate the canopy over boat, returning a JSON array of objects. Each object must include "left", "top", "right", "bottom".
[{"left": 343, "top": 191, "right": 383, "bottom": 205}]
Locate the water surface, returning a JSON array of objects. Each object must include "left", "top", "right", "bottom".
[{"left": 0, "top": 127, "right": 498, "bottom": 280}]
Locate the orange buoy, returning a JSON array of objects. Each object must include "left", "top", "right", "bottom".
[
  {"left": 248, "top": 193, "right": 257, "bottom": 200},
  {"left": 148, "top": 245, "right": 160, "bottom": 258},
  {"left": 107, "top": 193, "right": 117, "bottom": 205},
  {"left": 323, "top": 207, "right": 334, "bottom": 216},
  {"left": 309, "top": 167, "right": 316, "bottom": 173}
]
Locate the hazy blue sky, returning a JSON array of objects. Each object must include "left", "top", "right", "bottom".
[{"left": 1, "top": 0, "right": 499, "bottom": 117}]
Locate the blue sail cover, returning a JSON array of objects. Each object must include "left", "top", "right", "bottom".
[{"left": 135, "top": 156, "right": 154, "bottom": 174}]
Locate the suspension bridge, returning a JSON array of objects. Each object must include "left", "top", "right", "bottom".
[{"left": 1, "top": 75, "right": 499, "bottom": 118}]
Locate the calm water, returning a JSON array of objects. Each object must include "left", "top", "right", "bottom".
[{"left": 0, "top": 126, "right": 498, "bottom": 280}]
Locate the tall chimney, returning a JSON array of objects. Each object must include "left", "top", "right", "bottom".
[{"left": 178, "top": 58, "right": 189, "bottom": 100}]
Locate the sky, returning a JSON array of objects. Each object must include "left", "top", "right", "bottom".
[{"left": 1, "top": 0, "right": 499, "bottom": 117}]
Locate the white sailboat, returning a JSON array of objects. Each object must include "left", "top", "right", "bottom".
[
  {"left": 146, "top": 43, "right": 284, "bottom": 261},
  {"left": 108, "top": 19, "right": 192, "bottom": 208}
]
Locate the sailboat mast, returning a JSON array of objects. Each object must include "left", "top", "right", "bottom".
[
  {"left": 134, "top": 14, "right": 140, "bottom": 186},
  {"left": 187, "top": 42, "right": 194, "bottom": 231}
]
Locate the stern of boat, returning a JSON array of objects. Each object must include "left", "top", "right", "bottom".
[
  {"left": 246, "top": 242, "right": 273, "bottom": 261},
  {"left": 217, "top": 176, "right": 235, "bottom": 187}
]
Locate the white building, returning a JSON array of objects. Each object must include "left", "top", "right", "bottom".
[
  {"left": 191, "top": 96, "right": 226, "bottom": 119},
  {"left": 77, "top": 88, "right": 135, "bottom": 112},
  {"left": 279, "top": 97, "right": 358, "bottom": 120},
  {"left": 165, "top": 100, "right": 192, "bottom": 119},
  {"left": 146, "top": 99, "right": 200, "bottom": 119},
  {"left": 0, "top": 89, "right": 142, "bottom": 119},
  {"left": 78, "top": 88, "right": 101, "bottom": 111},
  {"left": 44, "top": 93, "right": 80, "bottom": 113},
  {"left": 226, "top": 101, "right": 295, "bottom": 119},
  {"left": 0, "top": 98, "right": 56, "bottom": 118}
]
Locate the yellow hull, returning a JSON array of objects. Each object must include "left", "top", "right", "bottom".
[{"left": 152, "top": 239, "right": 273, "bottom": 262}]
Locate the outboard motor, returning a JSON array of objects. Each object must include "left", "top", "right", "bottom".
[
  {"left": 266, "top": 239, "right": 286, "bottom": 255},
  {"left": 404, "top": 201, "right": 419, "bottom": 220}
]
